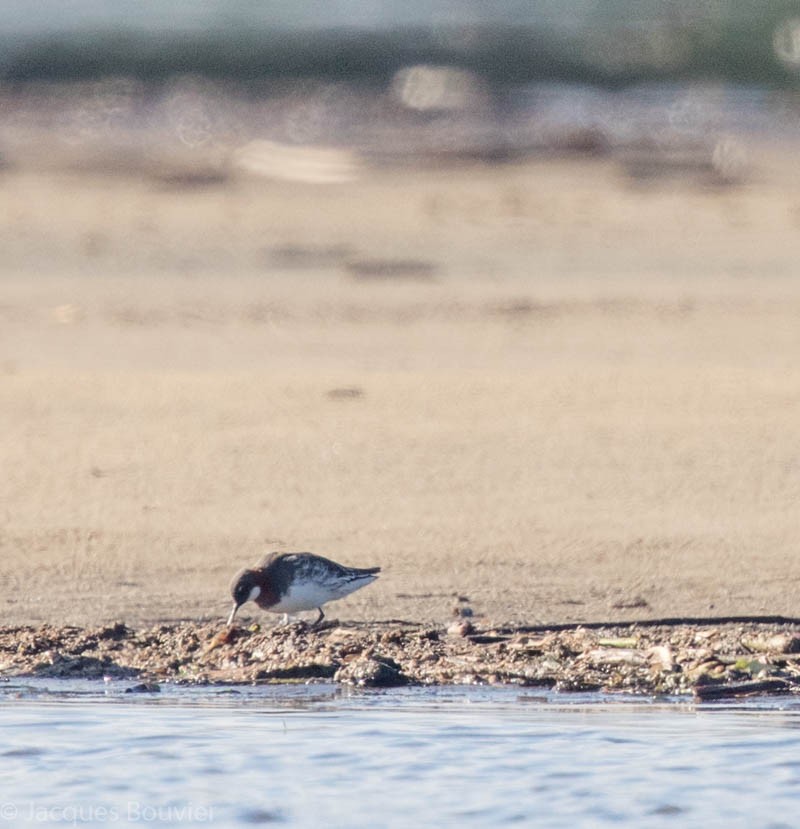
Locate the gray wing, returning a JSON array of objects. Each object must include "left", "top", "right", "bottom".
[{"left": 260, "top": 551, "right": 379, "bottom": 581}]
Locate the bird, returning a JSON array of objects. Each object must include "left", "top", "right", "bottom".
[{"left": 227, "top": 551, "right": 381, "bottom": 627}]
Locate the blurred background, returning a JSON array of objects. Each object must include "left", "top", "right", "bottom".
[{"left": 2, "top": 0, "right": 800, "bottom": 177}]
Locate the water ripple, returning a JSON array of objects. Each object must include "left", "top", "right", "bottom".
[{"left": 0, "top": 683, "right": 799, "bottom": 827}]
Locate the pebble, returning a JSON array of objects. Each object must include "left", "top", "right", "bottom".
[
  {"left": 3, "top": 620, "right": 800, "bottom": 698},
  {"left": 447, "top": 620, "right": 475, "bottom": 637}
]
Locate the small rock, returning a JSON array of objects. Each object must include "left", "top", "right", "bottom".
[
  {"left": 686, "top": 659, "right": 726, "bottom": 682},
  {"left": 774, "top": 633, "right": 800, "bottom": 654},
  {"left": 648, "top": 645, "right": 676, "bottom": 673},
  {"left": 97, "top": 622, "right": 129, "bottom": 640},
  {"left": 334, "top": 656, "right": 408, "bottom": 687},
  {"left": 255, "top": 663, "right": 337, "bottom": 681},
  {"left": 584, "top": 648, "right": 646, "bottom": 667},
  {"left": 125, "top": 682, "right": 161, "bottom": 694},
  {"left": 742, "top": 633, "right": 800, "bottom": 654},
  {"left": 447, "top": 620, "right": 475, "bottom": 637}
]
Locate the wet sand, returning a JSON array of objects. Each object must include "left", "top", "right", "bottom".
[{"left": 1, "top": 150, "right": 800, "bottom": 631}]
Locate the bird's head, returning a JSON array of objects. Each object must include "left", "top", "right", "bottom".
[{"left": 227, "top": 569, "right": 262, "bottom": 626}]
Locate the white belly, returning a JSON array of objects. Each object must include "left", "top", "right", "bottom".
[
  {"left": 269, "top": 575, "right": 374, "bottom": 613},
  {"left": 269, "top": 581, "right": 341, "bottom": 613}
]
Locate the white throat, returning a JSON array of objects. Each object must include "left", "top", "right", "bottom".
[{"left": 247, "top": 585, "right": 261, "bottom": 602}]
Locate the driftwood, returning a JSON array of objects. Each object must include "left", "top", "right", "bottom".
[{"left": 692, "top": 678, "right": 795, "bottom": 701}]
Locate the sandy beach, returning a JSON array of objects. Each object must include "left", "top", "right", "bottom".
[{"left": 2, "top": 149, "right": 800, "bottom": 630}]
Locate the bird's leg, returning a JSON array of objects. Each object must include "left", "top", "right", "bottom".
[{"left": 313, "top": 607, "right": 325, "bottom": 627}]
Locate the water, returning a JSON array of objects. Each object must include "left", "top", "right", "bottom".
[{"left": 2, "top": 680, "right": 800, "bottom": 828}]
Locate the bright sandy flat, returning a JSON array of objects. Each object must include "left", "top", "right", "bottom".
[{"left": 1, "top": 152, "right": 799, "bottom": 626}]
